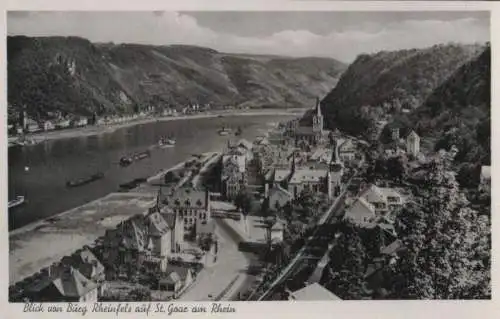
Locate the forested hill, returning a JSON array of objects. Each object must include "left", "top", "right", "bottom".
[
  {"left": 318, "top": 43, "right": 485, "bottom": 137},
  {"left": 7, "top": 36, "right": 346, "bottom": 122},
  {"left": 388, "top": 45, "right": 491, "bottom": 166}
]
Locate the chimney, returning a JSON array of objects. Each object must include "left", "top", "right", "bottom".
[{"left": 264, "top": 183, "right": 270, "bottom": 198}]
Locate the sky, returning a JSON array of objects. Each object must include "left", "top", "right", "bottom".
[{"left": 7, "top": 11, "right": 490, "bottom": 62}]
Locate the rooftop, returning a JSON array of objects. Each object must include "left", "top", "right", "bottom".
[
  {"left": 289, "top": 168, "right": 327, "bottom": 184},
  {"left": 290, "top": 283, "right": 341, "bottom": 301}
]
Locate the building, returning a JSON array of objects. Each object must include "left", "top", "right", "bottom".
[
  {"left": 74, "top": 117, "right": 88, "bottom": 127},
  {"left": 406, "top": 130, "right": 420, "bottom": 157},
  {"left": 344, "top": 196, "right": 377, "bottom": 226},
  {"left": 158, "top": 265, "right": 194, "bottom": 299},
  {"left": 269, "top": 218, "right": 285, "bottom": 242},
  {"left": 292, "top": 98, "right": 330, "bottom": 146},
  {"left": 265, "top": 144, "right": 343, "bottom": 200},
  {"left": 221, "top": 142, "right": 250, "bottom": 199},
  {"left": 479, "top": 165, "right": 491, "bottom": 193},
  {"left": 288, "top": 283, "right": 341, "bottom": 301},
  {"left": 56, "top": 119, "right": 71, "bottom": 129},
  {"left": 162, "top": 188, "right": 211, "bottom": 237},
  {"left": 360, "top": 184, "right": 404, "bottom": 217},
  {"left": 25, "top": 267, "right": 99, "bottom": 302},
  {"left": 267, "top": 185, "right": 293, "bottom": 210},
  {"left": 43, "top": 120, "right": 55, "bottom": 131},
  {"left": 58, "top": 247, "right": 106, "bottom": 296},
  {"left": 24, "top": 118, "right": 41, "bottom": 133},
  {"left": 160, "top": 207, "right": 185, "bottom": 253},
  {"left": 338, "top": 139, "right": 357, "bottom": 163},
  {"left": 145, "top": 211, "right": 172, "bottom": 272}
]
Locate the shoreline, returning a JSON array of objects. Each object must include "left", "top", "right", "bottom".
[{"left": 13, "top": 108, "right": 304, "bottom": 144}]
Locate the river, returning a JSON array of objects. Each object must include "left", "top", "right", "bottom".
[{"left": 8, "top": 114, "right": 294, "bottom": 231}]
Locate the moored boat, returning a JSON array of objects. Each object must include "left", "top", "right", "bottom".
[
  {"left": 218, "top": 126, "right": 231, "bottom": 136},
  {"left": 9, "top": 196, "right": 25, "bottom": 209},
  {"left": 66, "top": 172, "right": 105, "bottom": 188}
]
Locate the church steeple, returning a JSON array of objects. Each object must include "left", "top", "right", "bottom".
[
  {"left": 312, "top": 97, "right": 323, "bottom": 134},
  {"left": 316, "top": 97, "right": 322, "bottom": 117}
]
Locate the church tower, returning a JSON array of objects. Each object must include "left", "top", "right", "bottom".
[
  {"left": 312, "top": 97, "right": 324, "bottom": 134},
  {"left": 327, "top": 140, "right": 344, "bottom": 199}
]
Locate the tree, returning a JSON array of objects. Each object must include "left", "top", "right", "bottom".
[
  {"left": 390, "top": 152, "right": 491, "bottom": 299},
  {"left": 322, "top": 222, "right": 367, "bottom": 299}
]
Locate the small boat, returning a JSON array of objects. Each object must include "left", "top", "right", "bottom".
[
  {"left": 66, "top": 172, "right": 104, "bottom": 188},
  {"left": 120, "top": 150, "right": 151, "bottom": 166},
  {"left": 9, "top": 196, "right": 25, "bottom": 209},
  {"left": 158, "top": 137, "right": 176, "bottom": 147},
  {"left": 218, "top": 126, "right": 231, "bottom": 136}
]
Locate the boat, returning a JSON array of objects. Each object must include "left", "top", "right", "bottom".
[
  {"left": 158, "top": 137, "right": 176, "bottom": 148},
  {"left": 119, "top": 178, "right": 148, "bottom": 191},
  {"left": 133, "top": 150, "right": 151, "bottom": 161},
  {"left": 9, "top": 196, "right": 25, "bottom": 209},
  {"left": 66, "top": 172, "right": 105, "bottom": 187},
  {"left": 218, "top": 126, "right": 231, "bottom": 136}
]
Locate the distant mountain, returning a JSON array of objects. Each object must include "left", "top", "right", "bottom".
[
  {"left": 318, "top": 43, "right": 485, "bottom": 137},
  {"left": 7, "top": 36, "right": 346, "bottom": 122}
]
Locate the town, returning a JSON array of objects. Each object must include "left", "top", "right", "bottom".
[{"left": 9, "top": 97, "right": 491, "bottom": 302}]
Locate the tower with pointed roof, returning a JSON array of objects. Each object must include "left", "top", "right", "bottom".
[
  {"left": 312, "top": 97, "right": 324, "bottom": 135},
  {"left": 327, "top": 139, "right": 344, "bottom": 199}
]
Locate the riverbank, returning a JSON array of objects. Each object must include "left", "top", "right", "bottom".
[
  {"left": 8, "top": 150, "right": 218, "bottom": 285},
  {"left": 13, "top": 108, "right": 305, "bottom": 144}
]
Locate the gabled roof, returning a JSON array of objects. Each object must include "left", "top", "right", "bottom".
[
  {"left": 163, "top": 188, "right": 208, "bottom": 209},
  {"left": 406, "top": 130, "right": 419, "bottom": 140},
  {"left": 52, "top": 267, "right": 98, "bottom": 298},
  {"left": 380, "top": 239, "right": 404, "bottom": 255},
  {"left": 147, "top": 212, "right": 171, "bottom": 236},
  {"left": 268, "top": 185, "right": 293, "bottom": 199},
  {"left": 360, "top": 184, "right": 387, "bottom": 203},
  {"left": 348, "top": 197, "right": 376, "bottom": 216},
  {"left": 60, "top": 248, "right": 105, "bottom": 280},
  {"left": 165, "top": 265, "right": 192, "bottom": 282},
  {"left": 290, "top": 283, "right": 340, "bottom": 301},
  {"left": 274, "top": 169, "right": 292, "bottom": 183},
  {"left": 289, "top": 168, "right": 327, "bottom": 184}
]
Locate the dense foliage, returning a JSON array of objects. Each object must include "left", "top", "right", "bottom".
[
  {"left": 318, "top": 43, "right": 484, "bottom": 138},
  {"left": 8, "top": 36, "right": 346, "bottom": 123}
]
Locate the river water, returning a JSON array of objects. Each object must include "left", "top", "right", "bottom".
[{"left": 8, "top": 114, "right": 294, "bottom": 231}]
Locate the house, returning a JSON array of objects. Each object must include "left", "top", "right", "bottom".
[
  {"left": 24, "top": 119, "right": 41, "bottom": 133},
  {"left": 26, "top": 267, "right": 99, "bottom": 302},
  {"left": 145, "top": 211, "right": 172, "bottom": 272},
  {"left": 43, "top": 120, "right": 55, "bottom": 131},
  {"left": 158, "top": 265, "right": 194, "bottom": 299},
  {"left": 288, "top": 282, "right": 341, "bottom": 301},
  {"left": 391, "top": 128, "right": 400, "bottom": 141},
  {"left": 359, "top": 184, "right": 404, "bottom": 217},
  {"left": 338, "top": 139, "right": 357, "bottom": 163},
  {"left": 344, "top": 197, "right": 377, "bottom": 226},
  {"left": 74, "top": 117, "right": 88, "bottom": 127},
  {"left": 268, "top": 185, "right": 293, "bottom": 210},
  {"left": 406, "top": 130, "right": 420, "bottom": 157},
  {"left": 58, "top": 247, "right": 106, "bottom": 295},
  {"left": 269, "top": 218, "right": 286, "bottom": 242},
  {"left": 162, "top": 188, "right": 211, "bottom": 237},
  {"left": 479, "top": 165, "right": 491, "bottom": 193},
  {"left": 56, "top": 119, "right": 71, "bottom": 129}
]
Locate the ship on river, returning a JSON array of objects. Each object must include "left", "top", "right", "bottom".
[
  {"left": 8, "top": 196, "right": 25, "bottom": 209},
  {"left": 120, "top": 150, "right": 151, "bottom": 167},
  {"left": 66, "top": 172, "right": 105, "bottom": 188}
]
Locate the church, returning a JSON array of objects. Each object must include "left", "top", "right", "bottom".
[{"left": 286, "top": 98, "right": 331, "bottom": 146}]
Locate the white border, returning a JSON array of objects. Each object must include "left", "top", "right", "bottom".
[{"left": 1, "top": 1, "right": 498, "bottom": 319}]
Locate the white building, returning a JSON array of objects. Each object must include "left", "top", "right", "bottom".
[
  {"left": 479, "top": 165, "right": 491, "bottom": 193},
  {"left": 406, "top": 130, "right": 420, "bottom": 157}
]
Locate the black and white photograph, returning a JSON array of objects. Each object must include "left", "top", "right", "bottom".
[{"left": 6, "top": 10, "right": 491, "bottom": 303}]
